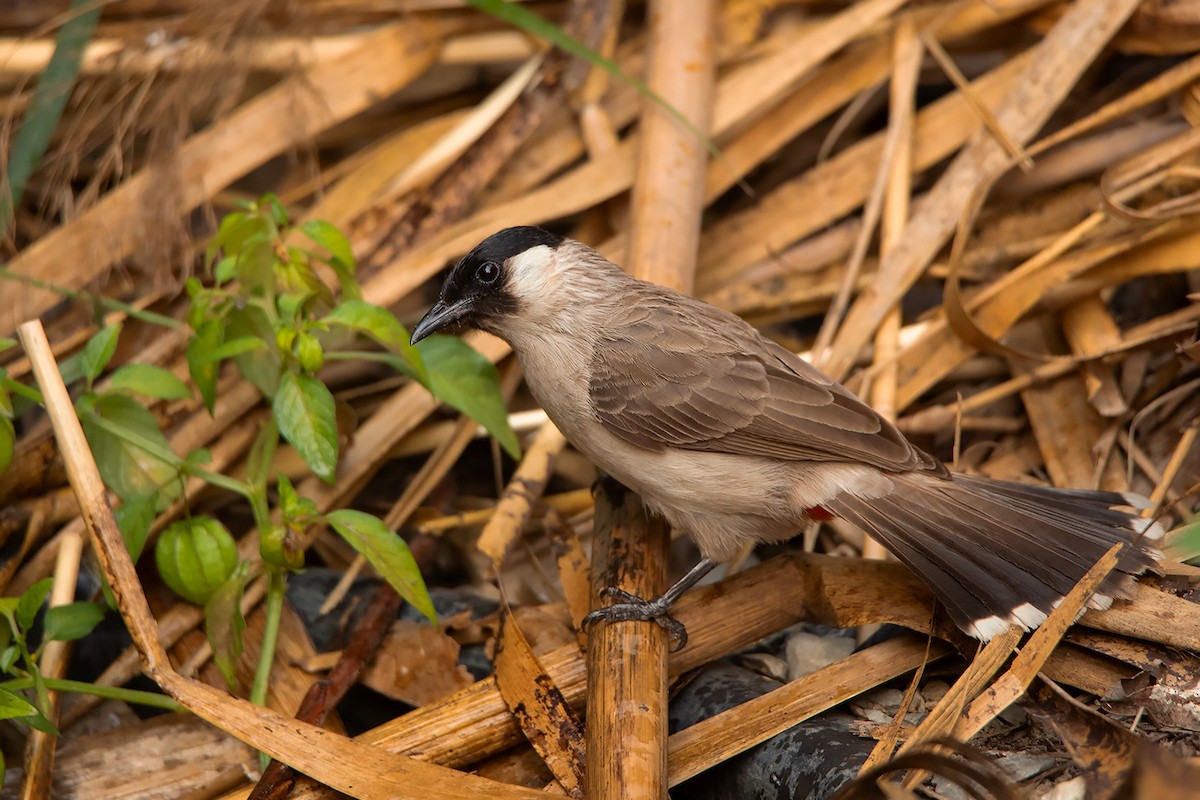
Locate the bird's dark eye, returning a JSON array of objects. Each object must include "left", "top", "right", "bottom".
[{"left": 475, "top": 261, "right": 501, "bottom": 285}]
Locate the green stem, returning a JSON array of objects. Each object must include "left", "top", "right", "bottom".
[
  {"left": 251, "top": 568, "right": 287, "bottom": 769},
  {"left": 0, "top": 266, "right": 181, "bottom": 330},
  {"left": 0, "top": 676, "right": 185, "bottom": 713},
  {"left": 250, "top": 569, "right": 286, "bottom": 708}
]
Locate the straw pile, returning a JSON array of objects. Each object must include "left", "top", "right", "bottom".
[{"left": 1, "top": 0, "right": 1199, "bottom": 798}]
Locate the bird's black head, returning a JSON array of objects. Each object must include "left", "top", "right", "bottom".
[{"left": 410, "top": 226, "right": 565, "bottom": 344}]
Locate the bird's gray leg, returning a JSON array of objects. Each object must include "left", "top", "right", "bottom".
[{"left": 581, "top": 558, "right": 717, "bottom": 651}]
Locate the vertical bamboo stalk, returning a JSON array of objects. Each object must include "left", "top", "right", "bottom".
[
  {"left": 18, "top": 520, "right": 84, "bottom": 800},
  {"left": 585, "top": 481, "right": 671, "bottom": 800},
  {"left": 864, "top": 18, "right": 921, "bottom": 563},
  {"left": 625, "top": 0, "right": 716, "bottom": 292},
  {"left": 586, "top": 4, "right": 716, "bottom": 799}
]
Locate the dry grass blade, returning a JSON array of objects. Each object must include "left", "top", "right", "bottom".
[
  {"left": 822, "top": 0, "right": 1145, "bottom": 381},
  {"left": 885, "top": 629, "right": 1022, "bottom": 767}
]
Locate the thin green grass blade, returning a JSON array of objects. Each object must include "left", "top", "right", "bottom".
[
  {"left": 465, "top": 0, "right": 721, "bottom": 159},
  {"left": 2, "top": 0, "right": 102, "bottom": 231}
]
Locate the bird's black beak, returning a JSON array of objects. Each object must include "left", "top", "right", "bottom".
[{"left": 410, "top": 298, "right": 473, "bottom": 345}]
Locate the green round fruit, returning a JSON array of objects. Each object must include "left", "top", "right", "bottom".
[{"left": 155, "top": 517, "right": 238, "bottom": 605}]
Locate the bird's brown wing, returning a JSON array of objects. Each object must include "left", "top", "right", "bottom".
[{"left": 588, "top": 293, "right": 937, "bottom": 473}]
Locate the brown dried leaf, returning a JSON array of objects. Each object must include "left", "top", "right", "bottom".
[{"left": 360, "top": 620, "right": 475, "bottom": 707}]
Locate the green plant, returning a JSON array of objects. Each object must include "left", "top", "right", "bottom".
[
  {"left": 164, "top": 194, "right": 514, "bottom": 700},
  {"left": 0, "top": 577, "right": 182, "bottom": 784},
  {"left": 2, "top": 195, "right": 518, "bottom": 731}
]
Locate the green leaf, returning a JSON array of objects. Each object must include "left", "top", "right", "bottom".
[
  {"left": 300, "top": 221, "right": 360, "bottom": 300},
  {"left": 17, "top": 578, "right": 54, "bottom": 631},
  {"left": 0, "top": 338, "right": 16, "bottom": 353},
  {"left": 0, "top": 417, "right": 12, "bottom": 475},
  {"left": 20, "top": 707, "right": 59, "bottom": 735},
  {"left": 0, "top": 371, "right": 11, "bottom": 418},
  {"left": 115, "top": 493, "right": 157, "bottom": 564},
  {"left": 81, "top": 324, "right": 122, "bottom": 386},
  {"left": 326, "top": 510, "right": 436, "bottom": 623},
  {"left": 190, "top": 336, "right": 267, "bottom": 365},
  {"left": 1164, "top": 518, "right": 1200, "bottom": 565},
  {"left": 43, "top": 602, "right": 105, "bottom": 641},
  {"left": 184, "top": 448, "right": 212, "bottom": 468},
  {"left": 110, "top": 364, "right": 192, "bottom": 400},
  {"left": 0, "top": 687, "right": 39, "bottom": 721},
  {"left": 204, "top": 563, "right": 249, "bottom": 692},
  {"left": 56, "top": 350, "right": 86, "bottom": 387},
  {"left": 187, "top": 318, "right": 223, "bottom": 413},
  {"left": 418, "top": 335, "right": 520, "bottom": 459},
  {"left": 226, "top": 306, "right": 281, "bottom": 398},
  {"left": 0, "top": 646, "right": 19, "bottom": 672},
  {"left": 276, "top": 474, "right": 313, "bottom": 521},
  {"left": 323, "top": 301, "right": 426, "bottom": 378},
  {"left": 235, "top": 240, "right": 278, "bottom": 296},
  {"left": 260, "top": 193, "right": 289, "bottom": 228},
  {"left": 300, "top": 220, "right": 355, "bottom": 271},
  {"left": 213, "top": 255, "right": 238, "bottom": 285},
  {"left": 155, "top": 517, "right": 239, "bottom": 606},
  {"left": 1, "top": 374, "right": 43, "bottom": 406},
  {"left": 273, "top": 372, "right": 338, "bottom": 483},
  {"left": 79, "top": 393, "right": 180, "bottom": 505}
]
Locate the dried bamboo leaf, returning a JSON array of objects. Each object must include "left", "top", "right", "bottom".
[{"left": 495, "top": 610, "right": 586, "bottom": 797}]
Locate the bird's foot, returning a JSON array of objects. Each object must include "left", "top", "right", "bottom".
[{"left": 581, "top": 587, "right": 689, "bottom": 651}]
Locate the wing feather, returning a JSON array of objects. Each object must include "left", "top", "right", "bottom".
[{"left": 588, "top": 291, "right": 939, "bottom": 473}]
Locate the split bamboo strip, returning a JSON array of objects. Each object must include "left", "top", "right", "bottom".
[
  {"left": 478, "top": 422, "right": 568, "bottom": 569},
  {"left": 495, "top": 611, "right": 586, "bottom": 796}
]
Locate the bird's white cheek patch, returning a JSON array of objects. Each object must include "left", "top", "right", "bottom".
[{"left": 505, "top": 245, "right": 558, "bottom": 306}]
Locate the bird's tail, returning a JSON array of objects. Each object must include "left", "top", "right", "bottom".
[{"left": 824, "top": 473, "right": 1164, "bottom": 640}]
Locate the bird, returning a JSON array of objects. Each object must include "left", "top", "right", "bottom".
[{"left": 410, "top": 225, "right": 1163, "bottom": 648}]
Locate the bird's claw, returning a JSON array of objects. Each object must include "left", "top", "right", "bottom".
[{"left": 581, "top": 588, "right": 689, "bottom": 651}]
